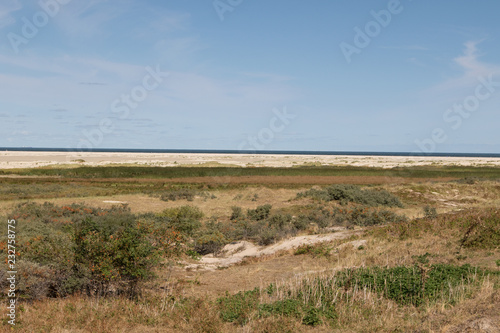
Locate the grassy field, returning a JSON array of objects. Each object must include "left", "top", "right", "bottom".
[
  {"left": 2, "top": 164, "right": 500, "bottom": 179},
  {"left": 0, "top": 165, "right": 499, "bottom": 332}
]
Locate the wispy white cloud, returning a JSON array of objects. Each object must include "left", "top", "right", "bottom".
[
  {"left": 453, "top": 40, "right": 490, "bottom": 76},
  {"left": 0, "top": 52, "right": 298, "bottom": 122},
  {"left": 0, "top": 53, "right": 144, "bottom": 82},
  {"left": 431, "top": 40, "right": 500, "bottom": 92},
  {"left": 54, "top": 0, "right": 127, "bottom": 39},
  {"left": 0, "top": 0, "right": 22, "bottom": 28}
]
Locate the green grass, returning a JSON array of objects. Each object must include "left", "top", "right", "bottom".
[
  {"left": 2, "top": 165, "right": 500, "bottom": 179},
  {"left": 216, "top": 264, "right": 500, "bottom": 328},
  {"left": 0, "top": 179, "right": 224, "bottom": 201}
]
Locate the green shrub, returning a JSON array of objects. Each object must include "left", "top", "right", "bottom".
[
  {"left": 297, "top": 208, "right": 333, "bottom": 229},
  {"left": 194, "top": 232, "right": 228, "bottom": 255},
  {"left": 302, "top": 307, "right": 322, "bottom": 327},
  {"left": 334, "top": 264, "right": 483, "bottom": 307},
  {"left": 73, "top": 217, "right": 161, "bottom": 297},
  {"left": 247, "top": 204, "right": 272, "bottom": 221},
  {"left": 9, "top": 260, "right": 54, "bottom": 300},
  {"left": 159, "top": 206, "right": 203, "bottom": 236},
  {"left": 259, "top": 299, "right": 302, "bottom": 318},
  {"left": 268, "top": 213, "right": 292, "bottom": 229},
  {"left": 1, "top": 202, "right": 183, "bottom": 300},
  {"left": 217, "top": 288, "right": 260, "bottom": 325},
  {"left": 256, "top": 226, "right": 282, "bottom": 246},
  {"left": 298, "top": 185, "right": 403, "bottom": 207},
  {"left": 230, "top": 206, "right": 243, "bottom": 220},
  {"left": 292, "top": 217, "right": 310, "bottom": 231}
]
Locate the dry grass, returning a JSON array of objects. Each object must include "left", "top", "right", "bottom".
[
  {"left": 2, "top": 177, "right": 499, "bottom": 332},
  {"left": 0, "top": 187, "right": 304, "bottom": 217}
]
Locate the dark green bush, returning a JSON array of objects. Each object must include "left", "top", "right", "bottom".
[
  {"left": 302, "top": 307, "right": 322, "bottom": 327},
  {"left": 247, "top": 204, "right": 272, "bottom": 221},
  {"left": 1, "top": 202, "right": 183, "bottom": 300},
  {"left": 217, "top": 288, "right": 260, "bottom": 325},
  {"left": 230, "top": 206, "right": 243, "bottom": 220},
  {"left": 73, "top": 217, "right": 161, "bottom": 296},
  {"left": 292, "top": 217, "right": 310, "bottom": 231},
  {"left": 268, "top": 213, "right": 292, "bottom": 229},
  {"left": 299, "top": 208, "right": 332, "bottom": 228},
  {"left": 159, "top": 206, "right": 203, "bottom": 236},
  {"left": 194, "top": 232, "right": 228, "bottom": 255},
  {"left": 296, "top": 206, "right": 407, "bottom": 230},
  {"left": 298, "top": 185, "right": 404, "bottom": 208},
  {"left": 259, "top": 299, "right": 302, "bottom": 318},
  {"left": 256, "top": 226, "right": 282, "bottom": 246}
]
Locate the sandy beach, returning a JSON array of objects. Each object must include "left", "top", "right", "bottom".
[{"left": 1, "top": 151, "right": 500, "bottom": 169}]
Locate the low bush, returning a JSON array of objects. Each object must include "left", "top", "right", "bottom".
[
  {"left": 158, "top": 206, "right": 203, "bottom": 236},
  {"left": 297, "top": 206, "right": 407, "bottom": 229},
  {"left": 259, "top": 299, "right": 302, "bottom": 319},
  {"left": 256, "top": 226, "right": 283, "bottom": 246},
  {"left": 0, "top": 202, "right": 185, "bottom": 300},
  {"left": 230, "top": 206, "right": 243, "bottom": 220},
  {"left": 298, "top": 184, "right": 404, "bottom": 207},
  {"left": 247, "top": 204, "right": 272, "bottom": 221},
  {"left": 194, "top": 231, "right": 228, "bottom": 255},
  {"left": 217, "top": 288, "right": 260, "bottom": 325},
  {"left": 159, "top": 188, "right": 196, "bottom": 201},
  {"left": 292, "top": 217, "right": 310, "bottom": 231},
  {"left": 268, "top": 213, "right": 292, "bottom": 229},
  {"left": 73, "top": 217, "right": 162, "bottom": 297}
]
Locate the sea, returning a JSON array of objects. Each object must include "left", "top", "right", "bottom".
[{"left": 1, "top": 148, "right": 500, "bottom": 158}]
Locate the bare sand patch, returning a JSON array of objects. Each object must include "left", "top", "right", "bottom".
[{"left": 184, "top": 229, "right": 362, "bottom": 271}]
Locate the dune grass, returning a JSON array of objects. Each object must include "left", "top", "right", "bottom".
[
  {"left": 1, "top": 165, "right": 500, "bottom": 332},
  {"left": 2, "top": 165, "right": 500, "bottom": 179}
]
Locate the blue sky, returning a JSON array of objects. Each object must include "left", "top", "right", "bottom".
[{"left": 1, "top": 0, "right": 499, "bottom": 153}]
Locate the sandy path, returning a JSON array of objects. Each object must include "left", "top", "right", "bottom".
[{"left": 185, "top": 229, "right": 363, "bottom": 271}]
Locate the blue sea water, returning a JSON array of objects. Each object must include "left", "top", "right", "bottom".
[{"left": 1, "top": 147, "right": 500, "bottom": 158}]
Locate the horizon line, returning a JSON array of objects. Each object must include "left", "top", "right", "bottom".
[{"left": 1, "top": 147, "right": 500, "bottom": 158}]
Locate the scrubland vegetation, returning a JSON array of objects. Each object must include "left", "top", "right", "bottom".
[
  {"left": 3, "top": 164, "right": 500, "bottom": 179},
  {"left": 1, "top": 167, "right": 499, "bottom": 332}
]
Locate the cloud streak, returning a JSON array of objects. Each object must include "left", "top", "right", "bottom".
[
  {"left": 0, "top": 1, "right": 22, "bottom": 28},
  {"left": 432, "top": 40, "right": 500, "bottom": 92}
]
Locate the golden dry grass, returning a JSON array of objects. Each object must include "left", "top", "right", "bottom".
[{"left": 1, "top": 179, "right": 499, "bottom": 332}]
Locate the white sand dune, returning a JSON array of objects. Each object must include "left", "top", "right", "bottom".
[{"left": 1, "top": 151, "right": 500, "bottom": 169}]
